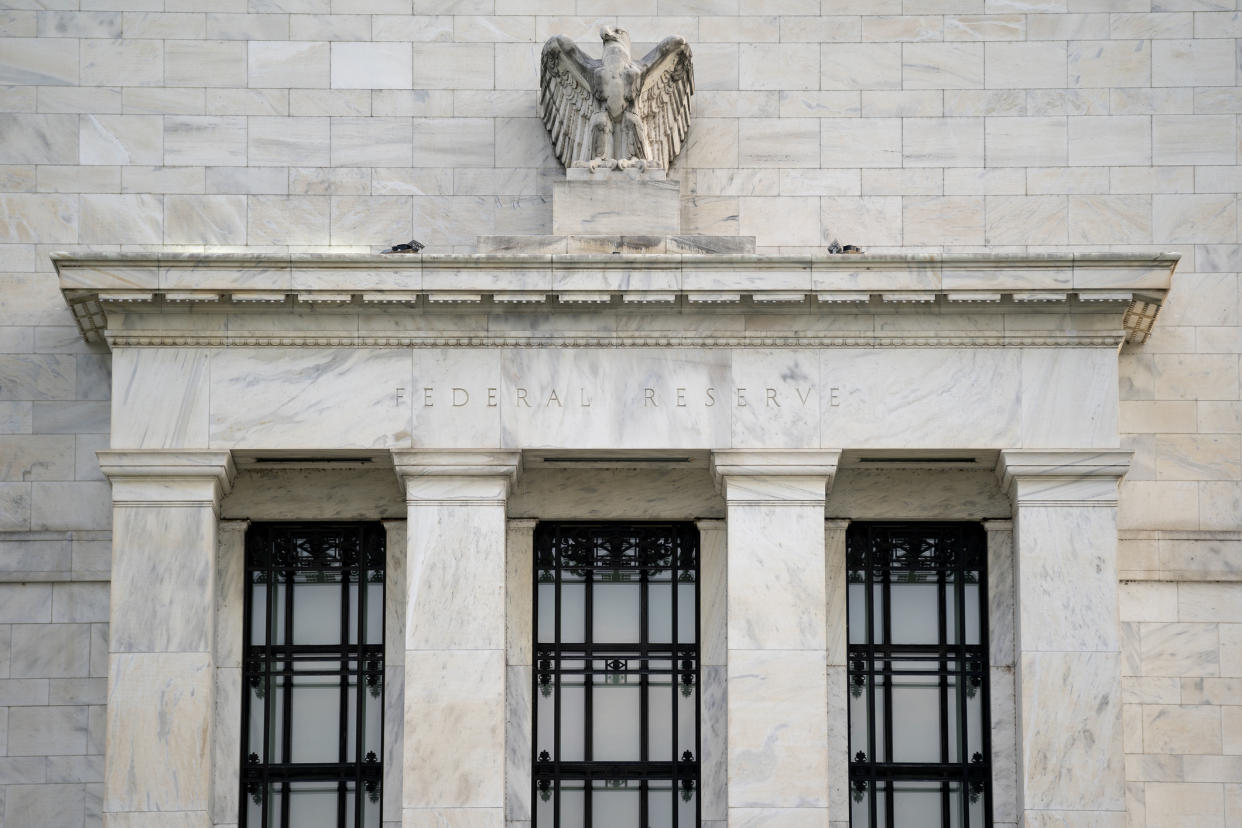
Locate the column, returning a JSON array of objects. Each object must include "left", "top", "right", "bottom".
[
  {"left": 97, "top": 449, "right": 235, "bottom": 828},
  {"left": 212, "top": 518, "right": 248, "bottom": 828},
  {"left": 996, "top": 450, "right": 1131, "bottom": 827},
  {"left": 823, "top": 518, "right": 850, "bottom": 828},
  {"left": 711, "top": 450, "right": 840, "bottom": 828},
  {"left": 696, "top": 519, "right": 728, "bottom": 828},
  {"left": 505, "top": 518, "right": 537, "bottom": 828},
  {"left": 382, "top": 519, "right": 408, "bottom": 828},
  {"left": 392, "top": 450, "right": 521, "bottom": 828}
]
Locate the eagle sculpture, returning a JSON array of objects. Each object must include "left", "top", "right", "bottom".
[{"left": 540, "top": 27, "right": 694, "bottom": 173}]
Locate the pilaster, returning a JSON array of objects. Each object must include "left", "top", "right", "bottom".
[
  {"left": 392, "top": 450, "right": 521, "bottom": 828},
  {"left": 996, "top": 450, "right": 1131, "bottom": 826},
  {"left": 824, "top": 517, "right": 850, "bottom": 828},
  {"left": 711, "top": 449, "right": 840, "bottom": 828},
  {"left": 97, "top": 449, "right": 235, "bottom": 828}
]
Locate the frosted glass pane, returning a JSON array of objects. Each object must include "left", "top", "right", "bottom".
[
  {"left": 678, "top": 689, "right": 696, "bottom": 757},
  {"left": 648, "top": 684, "right": 672, "bottom": 761},
  {"left": 592, "top": 681, "right": 640, "bottom": 760},
  {"left": 849, "top": 678, "right": 868, "bottom": 757},
  {"left": 677, "top": 583, "right": 696, "bottom": 643},
  {"left": 678, "top": 787, "right": 696, "bottom": 828},
  {"left": 286, "top": 781, "right": 339, "bottom": 828},
  {"left": 946, "top": 672, "right": 959, "bottom": 763},
  {"left": 250, "top": 580, "right": 267, "bottom": 645},
  {"left": 348, "top": 581, "right": 358, "bottom": 645},
  {"left": 560, "top": 789, "right": 584, "bottom": 828},
  {"left": 873, "top": 584, "right": 884, "bottom": 644},
  {"left": 592, "top": 786, "right": 639, "bottom": 828},
  {"left": 593, "top": 583, "right": 639, "bottom": 641},
  {"left": 247, "top": 679, "right": 267, "bottom": 759},
  {"left": 560, "top": 684, "right": 584, "bottom": 761},
  {"left": 889, "top": 582, "right": 938, "bottom": 645},
  {"left": 364, "top": 681, "right": 382, "bottom": 755},
  {"left": 966, "top": 683, "right": 983, "bottom": 759},
  {"left": 944, "top": 578, "right": 957, "bottom": 645},
  {"left": 848, "top": 582, "right": 865, "bottom": 644},
  {"left": 890, "top": 673, "right": 941, "bottom": 763},
  {"left": 649, "top": 583, "right": 672, "bottom": 643},
  {"left": 289, "top": 667, "right": 342, "bottom": 763},
  {"left": 366, "top": 581, "right": 383, "bottom": 645},
  {"left": 649, "top": 788, "right": 673, "bottom": 828},
  {"left": 892, "top": 782, "right": 943, "bottom": 828},
  {"left": 273, "top": 577, "right": 287, "bottom": 644},
  {"left": 538, "top": 583, "right": 554, "bottom": 642},
  {"left": 292, "top": 577, "right": 342, "bottom": 645},
  {"left": 561, "top": 584, "right": 585, "bottom": 643},
  {"left": 964, "top": 583, "right": 980, "bottom": 645}
]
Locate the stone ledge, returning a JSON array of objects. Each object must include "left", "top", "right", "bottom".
[{"left": 53, "top": 250, "right": 1179, "bottom": 347}]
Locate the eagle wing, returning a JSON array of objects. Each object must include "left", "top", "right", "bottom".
[
  {"left": 636, "top": 36, "right": 694, "bottom": 172},
  {"left": 539, "top": 35, "right": 600, "bottom": 169}
]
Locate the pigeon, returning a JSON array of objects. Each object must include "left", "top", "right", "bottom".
[
  {"left": 827, "top": 239, "right": 864, "bottom": 254},
  {"left": 381, "top": 240, "right": 424, "bottom": 254}
]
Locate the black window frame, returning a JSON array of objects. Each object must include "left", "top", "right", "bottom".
[
  {"left": 847, "top": 521, "right": 992, "bottom": 828},
  {"left": 240, "top": 521, "right": 386, "bottom": 828},
  {"left": 532, "top": 521, "right": 701, "bottom": 828}
]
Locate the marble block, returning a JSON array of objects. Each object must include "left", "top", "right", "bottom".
[
  {"left": 728, "top": 649, "right": 829, "bottom": 808},
  {"left": 552, "top": 178, "right": 681, "bottom": 236},
  {"left": 105, "top": 652, "right": 213, "bottom": 814}
]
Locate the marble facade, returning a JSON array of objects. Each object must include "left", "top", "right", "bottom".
[{"left": 50, "top": 249, "right": 1176, "bottom": 828}]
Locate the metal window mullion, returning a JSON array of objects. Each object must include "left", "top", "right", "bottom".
[
  {"left": 692, "top": 528, "right": 702, "bottom": 828},
  {"left": 280, "top": 562, "right": 294, "bottom": 828},
  {"left": 353, "top": 540, "right": 367, "bottom": 828},
  {"left": 583, "top": 537, "right": 594, "bottom": 828},
  {"left": 553, "top": 531, "right": 563, "bottom": 828},
  {"left": 640, "top": 541, "right": 650, "bottom": 828},
  {"left": 336, "top": 538, "right": 350, "bottom": 828},
  {"left": 881, "top": 547, "right": 894, "bottom": 828}
]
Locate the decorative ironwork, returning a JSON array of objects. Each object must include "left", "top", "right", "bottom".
[
  {"left": 847, "top": 523, "right": 992, "bottom": 828},
  {"left": 240, "top": 523, "right": 385, "bottom": 828},
  {"left": 533, "top": 523, "right": 700, "bottom": 828}
]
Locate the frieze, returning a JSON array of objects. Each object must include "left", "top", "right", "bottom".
[
  {"left": 101, "top": 333, "right": 1130, "bottom": 348},
  {"left": 407, "top": 384, "right": 843, "bottom": 409}
]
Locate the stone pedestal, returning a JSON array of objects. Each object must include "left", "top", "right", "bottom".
[
  {"left": 996, "top": 450, "right": 1131, "bottom": 827},
  {"left": 552, "top": 172, "right": 681, "bottom": 236},
  {"left": 392, "top": 450, "right": 520, "bottom": 828},
  {"left": 711, "top": 450, "right": 840, "bottom": 827},
  {"left": 97, "top": 450, "right": 235, "bottom": 828}
]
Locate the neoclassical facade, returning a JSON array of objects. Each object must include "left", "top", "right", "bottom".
[
  {"left": 2, "top": 4, "right": 1241, "bottom": 827},
  {"left": 56, "top": 249, "right": 1175, "bottom": 827}
]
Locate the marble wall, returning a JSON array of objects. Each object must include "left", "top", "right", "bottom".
[{"left": 2, "top": 1, "right": 1241, "bottom": 826}]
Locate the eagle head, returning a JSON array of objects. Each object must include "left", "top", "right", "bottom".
[{"left": 599, "top": 26, "right": 632, "bottom": 55}]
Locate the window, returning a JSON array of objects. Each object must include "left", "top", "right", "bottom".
[
  {"left": 847, "top": 522, "right": 991, "bottom": 828},
  {"left": 533, "top": 523, "right": 700, "bottom": 828},
  {"left": 241, "top": 523, "right": 385, "bottom": 828}
]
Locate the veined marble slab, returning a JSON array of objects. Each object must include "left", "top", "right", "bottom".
[
  {"left": 208, "top": 348, "right": 412, "bottom": 448},
  {"left": 102, "top": 345, "right": 1130, "bottom": 451}
]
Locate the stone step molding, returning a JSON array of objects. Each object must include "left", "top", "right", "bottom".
[{"left": 55, "top": 251, "right": 1177, "bottom": 347}]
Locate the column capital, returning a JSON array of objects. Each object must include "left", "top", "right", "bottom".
[
  {"left": 391, "top": 449, "right": 521, "bottom": 504},
  {"left": 710, "top": 449, "right": 840, "bottom": 505},
  {"left": 995, "top": 449, "right": 1131, "bottom": 507},
  {"left": 97, "top": 449, "right": 235, "bottom": 507}
]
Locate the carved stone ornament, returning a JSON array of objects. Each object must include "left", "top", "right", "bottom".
[{"left": 540, "top": 27, "right": 694, "bottom": 173}]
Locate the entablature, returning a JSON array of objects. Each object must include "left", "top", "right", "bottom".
[{"left": 54, "top": 250, "right": 1177, "bottom": 348}]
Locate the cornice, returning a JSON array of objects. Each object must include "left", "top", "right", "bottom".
[
  {"left": 53, "top": 250, "right": 1178, "bottom": 348},
  {"left": 101, "top": 333, "right": 1129, "bottom": 348}
]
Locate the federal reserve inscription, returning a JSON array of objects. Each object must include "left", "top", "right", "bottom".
[{"left": 403, "top": 384, "right": 843, "bottom": 409}]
